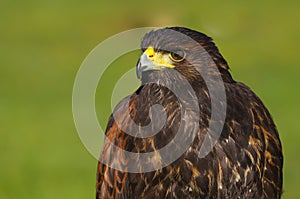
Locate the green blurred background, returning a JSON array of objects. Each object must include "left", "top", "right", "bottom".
[{"left": 1, "top": 0, "right": 299, "bottom": 198}]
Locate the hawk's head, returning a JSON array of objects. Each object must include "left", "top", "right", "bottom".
[{"left": 136, "top": 27, "right": 233, "bottom": 84}]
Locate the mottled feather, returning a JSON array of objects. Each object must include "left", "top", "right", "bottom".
[{"left": 96, "top": 27, "right": 283, "bottom": 199}]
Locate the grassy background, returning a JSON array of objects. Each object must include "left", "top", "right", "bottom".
[{"left": 1, "top": 0, "right": 299, "bottom": 198}]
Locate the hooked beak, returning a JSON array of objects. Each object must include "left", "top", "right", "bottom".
[
  {"left": 136, "top": 46, "right": 176, "bottom": 79},
  {"left": 136, "top": 53, "right": 156, "bottom": 79}
]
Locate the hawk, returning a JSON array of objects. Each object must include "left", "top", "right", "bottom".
[{"left": 96, "top": 27, "right": 283, "bottom": 199}]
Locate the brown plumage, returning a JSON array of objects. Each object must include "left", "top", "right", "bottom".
[{"left": 96, "top": 27, "right": 283, "bottom": 198}]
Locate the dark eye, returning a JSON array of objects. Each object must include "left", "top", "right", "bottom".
[{"left": 169, "top": 50, "right": 186, "bottom": 62}]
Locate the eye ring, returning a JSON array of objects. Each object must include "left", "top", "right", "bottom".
[{"left": 169, "top": 50, "right": 186, "bottom": 62}]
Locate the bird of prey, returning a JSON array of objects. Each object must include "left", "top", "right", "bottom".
[{"left": 96, "top": 27, "right": 283, "bottom": 199}]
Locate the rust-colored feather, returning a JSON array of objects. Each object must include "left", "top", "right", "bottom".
[{"left": 96, "top": 27, "right": 283, "bottom": 199}]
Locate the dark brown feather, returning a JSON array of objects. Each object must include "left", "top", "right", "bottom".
[{"left": 96, "top": 27, "right": 283, "bottom": 199}]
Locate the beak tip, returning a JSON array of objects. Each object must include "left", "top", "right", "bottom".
[
  {"left": 136, "top": 53, "right": 159, "bottom": 80},
  {"left": 136, "top": 60, "right": 142, "bottom": 79}
]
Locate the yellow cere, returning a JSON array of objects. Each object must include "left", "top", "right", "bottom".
[{"left": 144, "top": 46, "right": 176, "bottom": 69}]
